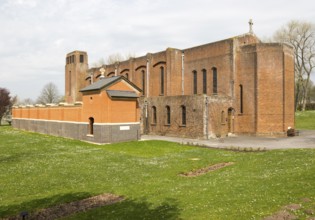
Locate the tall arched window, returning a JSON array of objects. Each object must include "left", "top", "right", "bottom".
[
  {"left": 166, "top": 105, "right": 171, "bottom": 125},
  {"left": 152, "top": 106, "right": 157, "bottom": 124},
  {"left": 212, "top": 67, "right": 217, "bottom": 94},
  {"left": 181, "top": 105, "right": 186, "bottom": 126},
  {"left": 202, "top": 69, "right": 207, "bottom": 94},
  {"left": 160, "top": 67, "right": 164, "bottom": 95},
  {"left": 142, "top": 70, "right": 145, "bottom": 96},
  {"left": 88, "top": 117, "right": 94, "bottom": 135},
  {"left": 239, "top": 84, "right": 243, "bottom": 113},
  {"left": 193, "top": 70, "right": 197, "bottom": 94}
]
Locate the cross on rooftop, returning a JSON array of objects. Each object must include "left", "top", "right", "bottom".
[{"left": 249, "top": 19, "right": 254, "bottom": 34}]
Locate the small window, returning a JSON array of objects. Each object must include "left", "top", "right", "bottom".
[
  {"left": 80, "top": 54, "right": 84, "bottom": 63},
  {"left": 193, "top": 70, "right": 197, "bottom": 94},
  {"left": 152, "top": 106, "right": 157, "bottom": 124},
  {"left": 202, "top": 69, "right": 207, "bottom": 94},
  {"left": 212, "top": 67, "right": 217, "bottom": 94},
  {"left": 88, "top": 117, "right": 94, "bottom": 135},
  {"left": 160, "top": 67, "right": 164, "bottom": 95},
  {"left": 72, "top": 55, "right": 75, "bottom": 63},
  {"left": 142, "top": 70, "right": 145, "bottom": 96},
  {"left": 166, "top": 105, "right": 171, "bottom": 125},
  {"left": 181, "top": 105, "right": 186, "bottom": 126},
  {"left": 239, "top": 84, "right": 243, "bottom": 114}
]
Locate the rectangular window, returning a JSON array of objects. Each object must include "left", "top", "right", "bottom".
[
  {"left": 182, "top": 106, "right": 186, "bottom": 126},
  {"left": 160, "top": 67, "right": 164, "bottom": 95},
  {"left": 240, "top": 85, "right": 243, "bottom": 113},
  {"left": 142, "top": 70, "right": 145, "bottom": 96},
  {"left": 166, "top": 106, "right": 170, "bottom": 125},
  {"left": 202, "top": 69, "right": 207, "bottom": 94},
  {"left": 80, "top": 55, "right": 84, "bottom": 63},
  {"left": 193, "top": 71, "right": 197, "bottom": 94},
  {"left": 152, "top": 106, "right": 157, "bottom": 124}
]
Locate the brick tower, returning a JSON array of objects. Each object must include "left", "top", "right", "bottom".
[{"left": 65, "top": 51, "right": 88, "bottom": 103}]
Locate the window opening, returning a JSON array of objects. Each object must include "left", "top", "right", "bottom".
[
  {"left": 202, "top": 69, "right": 207, "bottom": 94},
  {"left": 152, "top": 106, "right": 157, "bottom": 124},
  {"left": 89, "top": 117, "right": 94, "bottom": 135},
  {"left": 160, "top": 67, "right": 164, "bottom": 95},
  {"left": 181, "top": 105, "right": 186, "bottom": 126},
  {"left": 166, "top": 106, "right": 171, "bottom": 125},
  {"left": 193, "top": 70, "right": 197, "bottom": 94}
]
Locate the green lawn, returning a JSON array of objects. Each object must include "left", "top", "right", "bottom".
[
  {"left": 295, "top": 110, "right": 315, "bottom": 130},
  {"left": 0, "top": 126, "right": 315, "bottom": 219}
]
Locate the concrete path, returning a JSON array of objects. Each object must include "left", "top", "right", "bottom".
[{"left": 141, "top": 130, "right": 315, "bottom": 150}]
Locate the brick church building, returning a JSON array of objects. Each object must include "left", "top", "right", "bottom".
[
  {"left": 12, "top": 27, "right": 295, "bottom": 143},
  {"left": 66, "top": 31, "right": 294, "bottom": 139}
]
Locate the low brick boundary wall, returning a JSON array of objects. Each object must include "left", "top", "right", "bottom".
[{"left": 12, "top": 119, "right": 140, "bottom": 143}]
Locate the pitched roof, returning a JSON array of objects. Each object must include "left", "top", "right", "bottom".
[
  {"left": 106, "top": 90, "right": 139, "bottom": 98},
  {"left": 79, "top": 76, "right": 141, "bottom": 92}
]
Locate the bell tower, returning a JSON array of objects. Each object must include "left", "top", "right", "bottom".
[{"left": 65, "top": 51, "right": 88, "bottom": 103}]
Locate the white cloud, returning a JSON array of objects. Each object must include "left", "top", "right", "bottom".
[{"left": 1, "top": 0, "right": 315, "bottom": 99}]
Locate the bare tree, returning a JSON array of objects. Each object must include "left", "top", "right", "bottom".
[
  {"left": 90, "top": 58, "right": 106, "bottom": 68},
  {"left": 273, "top": 20, "right": 315, "bottom": 111},
  {"left": 106, "top": 52, "right": 136, "bottom": 65},
  {"left": 0, "top": 88, "right": 11, "bottom": 125},
  {"left": 37, "top": 82, "right": 61, "bottom": 104},
  {"left": 106, "top": 53, "right": 125, "bottom": 64}
]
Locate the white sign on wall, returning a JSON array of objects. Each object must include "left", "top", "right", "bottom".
[{"left": 120, "top": 126, "right": 130, "bottom": 131}]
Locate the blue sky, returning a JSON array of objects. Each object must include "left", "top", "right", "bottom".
[{"left": 1, "top": 0, "right": 315, "bottom": 100}]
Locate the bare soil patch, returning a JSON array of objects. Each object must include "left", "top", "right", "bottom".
[
  {"left": 263, "top": 198, "right": 315, "bottom": 220},
  {"left": 5, "top": 193, "right": 124, "bottom": 220},
  {"left": 180, "top": 162, "right": 234, "bottom": 177},
  {"left": 263, "top": 210, "right": 298, "bottom": 220}
]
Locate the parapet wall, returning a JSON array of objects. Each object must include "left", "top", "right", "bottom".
[
  {"left": 12, "top": 103, "right": 84, "bottom": 122},
  {"left": 12, "top": 104, "right": 140, "bottom": 144}
]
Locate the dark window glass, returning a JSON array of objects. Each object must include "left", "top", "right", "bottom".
[
  {"left": 80, "top": 54, "right": 84, "bottom": 63},
  {"left": 166, "top": 106, "right": 170, "bottom": 125},
  {"left": 160, "top": 67, "right": 164, "bottom": 95},
  {"left": 202, "top": 69, "right": 207, "bottom": 94},
  {"left": 240, "top": 84, "right": 243, "bottom": 113},
  {"left": 181, "top": 105, "right": 186, "bottom": 125},
  {"left": 142, "top": 70, "right": 145, "bottom": 95},
  {"left": 152, "top": 106, "right": 157, "bottom": 124},
  {"left": 193, "top": 70, "right": 197, "bottom": 94},
  {"left": 89, "top": 117, "right": 94, "bottom": 135}
]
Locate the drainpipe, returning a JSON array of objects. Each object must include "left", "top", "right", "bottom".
[
  {"left": 181, "top": 51, "right": 185, "bottom": 95},
  {"left": 144, "top": 99, "right": 148, "bottom": 134}
]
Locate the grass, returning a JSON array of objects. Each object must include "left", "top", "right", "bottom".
[
  {"left": 0, "top": 126, "right": 315, "bottom": 219},
  {"left": 295, "top": 110, "right": 315, "bottom": 130}
]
